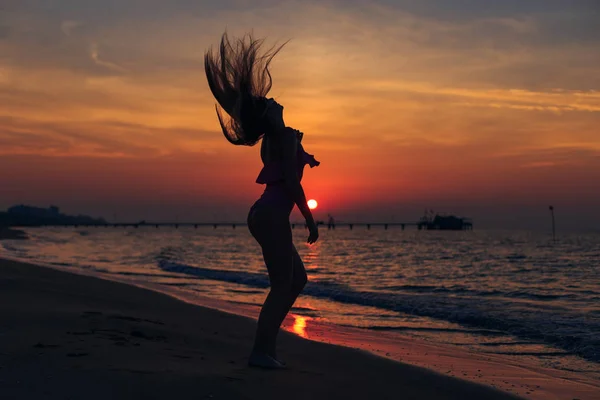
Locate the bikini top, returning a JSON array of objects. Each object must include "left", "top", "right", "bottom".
[{"left": 256, "top": 129, "right": 320, "bottom": 185}]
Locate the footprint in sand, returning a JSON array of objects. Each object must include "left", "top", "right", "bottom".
[
  {"left": 82, "top": 311, "right": 103, "bottom": 317},
  {"left": 33, "top": 343, "right": 60, "bottom": 349},
  {"left": 107, "top": 314, "right": 164, "bottom": 326},
  {"left": 67, "top": 352, "right": 89, "bottom": 357},
  {"left": 130, "top": 330, "right": 167, "bottom": 342},
  {"left": 171, "top": 355, "right": 192, "bottom": 359}
]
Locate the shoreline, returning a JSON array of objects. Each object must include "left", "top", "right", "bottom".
[
  {"left": 0, "top": 252, "right": 598, "bottom": 398},
  {"left": 0, "top": 256, "right": 525, "bottom": 400}
]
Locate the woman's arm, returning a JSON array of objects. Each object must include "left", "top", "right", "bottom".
[{"left": 279, "top": 129, "right": 314, "bottom": 224}]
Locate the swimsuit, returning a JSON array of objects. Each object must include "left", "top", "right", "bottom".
[{"left": 252, "top": 128, "right": 320, "bottom": 215}]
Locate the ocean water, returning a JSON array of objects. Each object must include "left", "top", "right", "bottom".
[{"left": 2, "top": 226, "right": 599, "bottom": 377}]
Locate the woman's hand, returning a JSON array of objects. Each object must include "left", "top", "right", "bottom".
[{"left": 307, "top": 219, "right": 319, "bottom": 244}]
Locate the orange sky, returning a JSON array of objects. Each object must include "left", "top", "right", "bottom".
[{"left": 1, "top": 1, "right": 599, "bottom": 229}]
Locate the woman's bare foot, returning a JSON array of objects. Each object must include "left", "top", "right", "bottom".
[
  {"left": 248, "top": 351, "right": 286, "bottom": 369},
  {"left": 267, "top": 348, "right": 285, "bottom": 366}
]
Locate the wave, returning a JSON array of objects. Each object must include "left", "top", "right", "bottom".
[
  {"left": 378, "top": 284, "right": 593, "bottom": 302},
  {"left": 159, "top": 260, "right": 600, "bottom": 363},
  {"left": 360, "top": 326, "right": 506, "bottom": 336}
]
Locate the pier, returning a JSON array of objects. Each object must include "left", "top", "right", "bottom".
[
  {"left": 2, "top": 205, "right": 473, "bottom": 231},
  {"left": 37, "top": 222, "right": 426, "bottom": 231}
]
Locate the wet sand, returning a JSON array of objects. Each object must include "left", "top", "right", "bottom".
[{"left": 0, "top": 257, "right": 523, "bottom": 400}]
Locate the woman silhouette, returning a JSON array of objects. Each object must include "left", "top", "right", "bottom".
[{"left": 204, "top": 32, "right": 320, "bottom": 369}]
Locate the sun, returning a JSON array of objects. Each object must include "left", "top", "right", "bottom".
[{"left": 307, "top": 199, "right": 318, "bottom": 210}]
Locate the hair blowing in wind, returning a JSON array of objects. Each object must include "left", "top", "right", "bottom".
[{"left": 204, "top": 32, "right": 287, "bottom": 146}]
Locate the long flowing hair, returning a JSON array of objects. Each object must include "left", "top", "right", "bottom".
[{"left": 204, "top": 32, "right": 287, "bottom": 146}]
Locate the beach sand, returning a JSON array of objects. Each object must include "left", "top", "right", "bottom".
[{"left": 0, "top": 258, "right": 523, "bottom": 400}]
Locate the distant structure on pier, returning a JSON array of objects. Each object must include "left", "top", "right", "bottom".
[
  {"left": 417, "top": 210, "right": 473, "bottom": 231},
  {"left": 0, "top": 205, "right": 106, "bottom": 227},
  {"left": 327, "top": 214, "right": 336, "bottom": 229}
]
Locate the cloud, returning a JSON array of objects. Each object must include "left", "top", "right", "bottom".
[
  {"left": 1, "top": 1, "right": 599, "bottom": 161},
  {"left": 492, "top": 145, "right": 600, "bottom": 170},
  {"left": 61, "top": 20, "right": 83, "bottom": 36},
  {"left": 0, "top": 115, "right": 224, "bottom": 157},
  {"left": 89, "top": 42, "right": 127, "bottom": 72},
  {"left": 346, "top": 81, "right": 600, "bottom": 113},
  {"left": 0, "top": 115, "right": 156, "bottom": 157}
]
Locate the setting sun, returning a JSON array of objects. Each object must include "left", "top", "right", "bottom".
[{"left": 307, "top": 199, "right": 318, "bottom": 210}]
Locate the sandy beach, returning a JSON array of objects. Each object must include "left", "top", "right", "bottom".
[{"left": 0, "top": 257, "right": 525, "bottom": 400}]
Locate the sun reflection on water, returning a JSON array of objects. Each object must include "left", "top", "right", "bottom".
[{"left": 292, "top": 315, "right": 309, "bottom": 338}]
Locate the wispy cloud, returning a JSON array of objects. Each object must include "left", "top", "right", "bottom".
[
  {"left": 60, "top": 20, "right": 83, "bottom": 37},
  {"left": 89, "top": 42, "right": 127, "bottom": 72},
  {"left": 348, "top": 81, "right": 600, "bottom": 113}
]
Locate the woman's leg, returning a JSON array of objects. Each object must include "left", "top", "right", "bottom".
[
  {"left": 248, "top": 207, "right": 296, "bottom": 362},
  {"left": 252, "top": 244, "right": 295, "bottom": 356},
  {"left": 267, "top": 247, "right": 307, "bottom": 357}
]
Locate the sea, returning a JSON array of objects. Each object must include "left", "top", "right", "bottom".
[{"left": 2, "top": 226, "right": 599, "bottom": 380}]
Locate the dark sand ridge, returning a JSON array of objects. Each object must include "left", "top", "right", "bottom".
[
  {"left": 0, "top": 228, "right": 27, "bottom": 240},
  {"left": 0, "top": 258, "right": 522, "bottom": 400}
]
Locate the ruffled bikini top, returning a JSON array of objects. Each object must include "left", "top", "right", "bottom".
[{"left": 256, "top": 130, "right": 320, "bottom": 185}]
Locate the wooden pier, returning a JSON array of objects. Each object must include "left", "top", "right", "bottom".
[
  {"left": 3, "top": 205, "right": 473, "bottom": 231},
  {"left": 40, "top": 222, "right": 422, "bottom": 230},
  {"left": 32, "top": 214, "right": 473, "bottom": 231}
]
